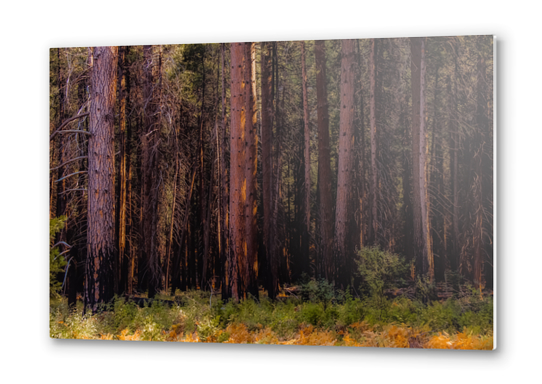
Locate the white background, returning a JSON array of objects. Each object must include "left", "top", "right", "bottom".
[{"left": 0, "top": 1, "right": 539, "bottom": 382}]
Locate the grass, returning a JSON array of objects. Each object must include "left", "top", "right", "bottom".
[{"left": 50, "top": 287, "right": 493, "bottom": 349}]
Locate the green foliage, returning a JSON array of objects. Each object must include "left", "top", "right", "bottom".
[
  {"left": 299, "top": 277, "right": 336, "bottom": 303},
  {"left": 49, "top": 216, "right": 67, "bottom": 298},
  {"left": 356, "top": 246, "right": 409, "bottom": 299},
  {"left": 415, "top": 275, "right": 437, "bottom": 302},
  {"left": 50, "top": 288, "right": 493, "bottom": 342}
]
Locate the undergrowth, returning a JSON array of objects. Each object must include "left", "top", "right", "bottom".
[{"left": 50, "top": 286, "right": 493, "bottom": 349}]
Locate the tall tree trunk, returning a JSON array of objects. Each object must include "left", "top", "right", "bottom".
[
  {"left": 449, "top": 47, "right": 460, "bottom": 274},
  {"left": 116, "top": 46, "right": 128, "bottom": 294},
  {"left": 261, "top": 42, "right": 277, "bottom": 299},
  {"left": 314, "top": 40, "right": 334, "bottom": 281},
  {"left": 300, "top": 41, "right": 311, "bottom": 276},
  {"left": 85, "top": 46, "right": 118, "bottom": 313},
  {"left": 198, "top": 48, "right": 209, "bottom": 291},
  {"left": 141, "top": 45, "right": 162, "bottom": 298},
  {"left": 165, "top": 157, "right": 179, "bottom": 293},
  {"left": 473, "top": 46, "right": 487, "bottom": 293},
  {"left": 334, "top": 39, "right": 355, "bottom": 287},
  {"left": 229, "top": 43, "right": 246, "bottom": 301},
  {"left": 369, "top": 39, "right": 378, "bottom": 246},
  {"left": 245, "top": 42, "right": 259, "bottom": 299},
  {"left": 410, "top": 37, "right": 432, "bottom": 280},
  {"left": 220, "top": 43, "right": 230, "bottom": 300},
  {"left": 170, "top": 167, "right": 197, "bottom": 295}
]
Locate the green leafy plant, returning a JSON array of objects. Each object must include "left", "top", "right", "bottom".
[
  {"left": 50, "top": 216, "right": 67, "bottom": 297},
  {"left": 356, "top": 246, "right": 409, "bottom": 299}
]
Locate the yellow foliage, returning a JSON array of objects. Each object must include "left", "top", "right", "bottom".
[
  {"left": 99, "top": 333, "right": 114, "bottom": 340},
  {"left": 118, "top": 329, "right": 141, "bottom": 341},
  {"left": 285, "top": 325, "right": 336, "bottom": 346},
  {"left": 254, "top": 327, "right": 279, "bottom": 344},
  {"left": 223, "top": 323, "right": 253, "bottom": 344},
  {"left": 178, "top": 332, "right": 200, "bottom": 343}
]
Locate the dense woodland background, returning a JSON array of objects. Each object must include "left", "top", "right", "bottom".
[{"left": 49, "top": 36, "right": 493, "bottom": 312}]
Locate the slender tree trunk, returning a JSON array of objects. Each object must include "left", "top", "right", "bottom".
[
  {"left": 369, "top": 39, "right": 378, "bottom": 246},
  {"left": 85, "top": 46, "right": 118, "bottom": 313},
  {"left": 245, "top": 42, "right": 259, "bottom": 299},
  {"left": 116, "top": 46, "right": 128, "bottom": 294},
  {"left": 473, "top": 49, "right": 487, "bottom": 292},
  {"left": 410, "top": 37, "right": 432, "bottom": 280},
  {"left": 229, "top": 43, "right": 246, "bottom": 301},
  {"left": 220, "top": 43, "right": 230, "bottom": 300},
  {"left": 300, "top": 41, "right": 311, "bottom": 275},
  {"left": 165, "top": 157, "right": 179, "bottom": 293},
  {"left": 261, "top": 42, "right": 277, "bottom": 299},
  {"left": 449, "top": 48, "right": 460, "bottom": 274},
  {"left": 170, "top": 167, "right": 197, "bottom": 295},
  {"left": 314, "top": 40, "right": 334, "bottom": 281},
  {"left": 141, "top": 45, "right": 162, "bottom": 298},
  {"left": 334, "top": 39, "right": 356, "bottom": 287}
]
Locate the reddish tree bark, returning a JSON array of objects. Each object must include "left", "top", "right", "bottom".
[
  {"left": 410, "top": 37, "right": 432, "bottom": 280},
  {"left": 229, "top": 43, "right": 246, "bottom": 301},
  {"left": 261, "top": 42, "right": 278, "bottom": 299},
  {"left": 314, "top": 40, "right": 334, "bottom": 281},
  {"left": 369, "top": 39, "right": 378, "bottom": 245},
  {"left": 301, "top": 41, "right": 311, "bottom": 275},
  {"left": 335, "top": 39, "right": 356, "bottom": 287},
  {"left": 244, "top": 42, "right": 259, "bottom": 299},
  {"left": 86, "top": 46, "right": 118, "bottom": 312}
]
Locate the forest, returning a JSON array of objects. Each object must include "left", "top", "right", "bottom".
[{"left": 49, "top": 36, "right": 494, "bottom": 349}]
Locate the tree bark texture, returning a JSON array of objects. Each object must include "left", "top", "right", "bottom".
[
  {"left": 86, "top": 46, "right": 118, "bottom": 312},
  {"left": 410, "top": 37, "right": 432, "bottom": 280},
  {"left": 334, "top": 39, "right": 355, "bottom": 287},
  {"left": 315, "top": 40, "right": 334, "bottom": 282},
  {"left": 301, "top": 41, "right": 311, "bottom": 275},
  {"left": 229, "top": 43, "right": 246, "bottom": 301}
]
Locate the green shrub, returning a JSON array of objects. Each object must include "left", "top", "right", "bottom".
[
  {"left": 356, "top": 246, "right": 409, "bottom": 300},
  {"left": 49, "top": 216, "right": 67, "bottom": 297},
  {"left": 299, "top": 278, "right": 336, "bottom": 303}
]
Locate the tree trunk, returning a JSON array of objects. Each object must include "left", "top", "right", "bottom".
[
  {"left": 116, "top": 46, "right": 128, "bottom": 294},
  {"left": 85, "top": 46, "right": 118, "bottom": 313},
  {"left": 369, "top": 39, "right": 378, "bottom": 246},
  {"left": 220, "top": 43, "right": 230, "bottom": 300},
  {"left": 410, "top": 37, "right": 432, "bottom": 280},
  {"left": 301, "top": 41, "right": 311, "bottom": 276},
  {"left": 261, "top": 42, "right": 277, "bottom": 299},
  {"left": 245, "top": 42, "right": 259, "bottom": 299},
  {"left": 473, "top": 47, "right": 487, "bottom": 292},
  {"left": 314, "top": 40, "right": 334, "bottom": 282},
  {"left": 229, "top": 43, "right": 246, "bottom": 301},
  {"left": 334, "top": 39, "right": 355, "bottom": 287},
  {"left": 141, "top": 45, "right": 162, "bottom": 298}
]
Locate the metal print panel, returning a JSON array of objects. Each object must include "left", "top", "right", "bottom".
[{"left": 49, "top": 36, "right": 494, "bottom": 349}]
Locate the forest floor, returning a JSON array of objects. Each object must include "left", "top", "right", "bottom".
[{"left": 50, "top": 284, "right": 493, "bottom": 350}]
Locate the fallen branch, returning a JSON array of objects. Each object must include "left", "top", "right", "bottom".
[
  {"left": 58, "top": 188, "right": 87, "bottom": 195},
  {"left": 50, "top": 156, "right": 88, "bottom": 171},
  {"left": 55, "top": 171, "right": 87, "bottom": 183},
  {"left": 50, "top": 113, "right": 90, "bottom": 140},
  {"left": 51, "top": 130, "right": 92, "bottom": 138}
]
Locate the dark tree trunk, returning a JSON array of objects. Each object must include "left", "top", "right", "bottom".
[
  {"left": 300, "top": 41, "right": 311, "bottom": 276},
  {"left": 334, "top": 39, "right": 356, "bottom": 288},
  {"left": 410, "top": 37, "right": 432, "bottom": 280},
  {"left": 229, "top": 43, "right": 246, "bottom": 301},
  {"left": 220, "top": 43, "right": 230, "bottom": 300},
  {"left": 245, "top": 42, "right": 259, "bottom": 299},
  {"left": 261, "top": 42, "right": 278, "bottom": 299},
  {"left": 85, "top": 46, "right": 118, "bottom": 313},
  {"left": 314, "top": 40, "right": 334, "bottom": 281},
  {"left": 141, "top": 45, "right": 162, "bottom": 298},
  {"left": 368, "top": 39, "right": 378, "bottom": 246}
]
